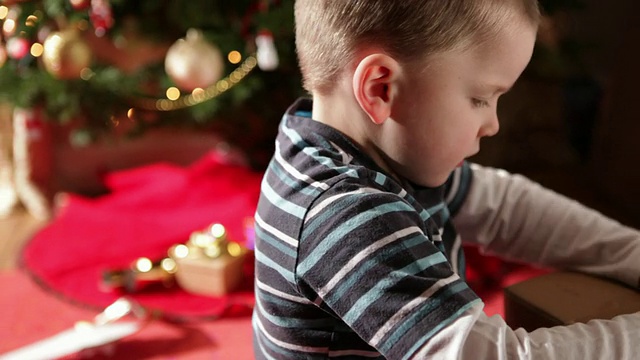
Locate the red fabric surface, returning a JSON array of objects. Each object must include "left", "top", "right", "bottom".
[
  {"left": 464, "top": 246, "right": 550, "bottom": 316},
  {"left": 0, "top": 268, "right": 541, "bottom": 359},
  {"left": 20, "top": 152, "right": 263, "bottom": 320},
  {"left": 0, "top": 270, "right": 254, "bottom": 359}
]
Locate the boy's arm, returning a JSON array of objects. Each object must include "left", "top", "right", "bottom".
[
  {"left": 296, "top": 186, "right": 482, "bottom": 359},
  {"left": 452, "top": 163, "right": 640, "bottom": 288},
  {"left": 414, "top": 303, "right": 640, "bottom": 359},
  {"left": 296, "top": 178, "right": 640, "bottom": 359}
]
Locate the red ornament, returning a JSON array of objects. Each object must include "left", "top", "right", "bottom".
[{"left": 6, "top": 37, "right": 30, "bottom": 59}]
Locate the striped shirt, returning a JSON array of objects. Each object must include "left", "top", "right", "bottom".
[{"left": 253, "top": 98, "right": 481, "bottom": 359}]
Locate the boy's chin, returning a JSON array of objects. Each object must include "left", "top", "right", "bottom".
[{"left": 413, "top": 174, "right": 451, "bottom": 189}]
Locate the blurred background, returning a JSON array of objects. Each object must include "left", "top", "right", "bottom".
[
  {"left": 0, "top": 0, "right": 639, "bottom": 268},
  {"left": 474, "top": 0, "right": 640, "bottom": 229}
]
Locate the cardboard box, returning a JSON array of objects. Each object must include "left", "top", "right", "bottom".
[{"left": 504, "top": 271, "right": 640, "bottom": 332}]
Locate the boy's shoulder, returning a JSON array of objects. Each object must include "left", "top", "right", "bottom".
[
  {"left": 262, "top": 97, "right": 416, "bottom": 217},
  {"left": 275, "top": 98, "right": 386, "bottom": 186}
]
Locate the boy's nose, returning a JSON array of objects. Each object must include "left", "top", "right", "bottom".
[{"left": 479, "top": 114, "right": 500, "bottom": 137}]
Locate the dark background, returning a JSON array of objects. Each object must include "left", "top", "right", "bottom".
[{"left": 472, "top": 0, "right": 640, "bottom": 228}]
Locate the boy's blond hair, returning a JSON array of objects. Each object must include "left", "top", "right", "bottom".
[{"left": 295, "top": 0, "right": 541, "bottom": 95}]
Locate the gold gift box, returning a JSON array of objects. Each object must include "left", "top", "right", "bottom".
[{"left": 170, "top": 224, "right": 248, "bottom": 297}]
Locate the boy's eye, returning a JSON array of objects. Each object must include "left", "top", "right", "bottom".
[{"left": 472, "top": 98, "right": 490, "bottom": 108}]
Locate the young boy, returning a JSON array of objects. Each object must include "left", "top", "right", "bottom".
[{"left": 253, "top": 1, "right": 640, "bottom": 358}]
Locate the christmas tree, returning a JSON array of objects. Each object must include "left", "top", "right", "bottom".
[{"left": 0, "top": 0, "right": 301, "bottom": 168}]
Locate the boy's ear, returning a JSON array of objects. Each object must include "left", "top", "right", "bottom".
[{"left": 352, "top": 54, "right": 400, "bottom": 125}]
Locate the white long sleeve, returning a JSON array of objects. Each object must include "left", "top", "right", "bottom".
[
  {"left": 452, "top": 163, "right": 640, "bottom": 288},
  {"left": 410, "top": 303, "right": 640, "bottom": 359},
  {"left": 414, "top": 163, "right": 640, "bottom": 359}
]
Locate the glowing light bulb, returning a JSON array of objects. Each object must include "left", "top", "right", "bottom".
[
  {"left": 166, "top": 87, "right": 180, "bottom": 100},
  {"left": 228, "top": 50, "right": 242, "bottom": 64},
  {"left": 30, "top": 43, "right": 44, "bottom": 57},
  {"left": 135, "top": 258, "right": 153, "bottom": 273}
]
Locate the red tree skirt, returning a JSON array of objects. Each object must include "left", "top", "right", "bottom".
[{"left": 20, "top": 152, "right": 263, "bottom": 321}]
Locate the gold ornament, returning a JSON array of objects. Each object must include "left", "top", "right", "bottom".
[
  {"left": 42, "top": 29, "right": 92, "bottom": 79},
  {"left": 164, "top": 28, "right": 224, "bottom": 92}
]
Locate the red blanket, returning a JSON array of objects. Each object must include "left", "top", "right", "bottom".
[
  {"left": 21, "top": 152, "right": 263, "bottom": 321},
  {"left": 0, "top": 271, "right": 254, "bottom": 359}
]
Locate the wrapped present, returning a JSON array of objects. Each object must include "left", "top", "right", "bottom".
[
  {"left": 171, "top": 224, "right": 249, "bottom": 297},
  {"left": 102, "top": 223, "right": 250, "bottom": 297}
]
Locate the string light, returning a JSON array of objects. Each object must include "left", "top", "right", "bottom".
[
  {"left": 171, "top": 244, "right": 190, "bottom": 259},
  {"left": 228, "top": 242, "right": 243, "bottom": 257},
  {"left": 3, "top": 19, "right": 15, "bottom": 34},
  {"left": 161, "top": 258, "right": 177, "bottom": 274},
  {"left": 166, "top": 87, "right": 180, "bottom": 101},
  {"left": 129, "top": 54, "right": 258, "bottom": 111},
  {"left": 135, "top": 258, "right": 153, "bottom": 273},
  {"left": 210, "top": 223, "right": 226, "bottom": 238},
  {"left": 30, "top": 43, "right": 44, "bottom": 57},
  {"left": 228, "top": 50, "right": 242, "bottom": 64}
]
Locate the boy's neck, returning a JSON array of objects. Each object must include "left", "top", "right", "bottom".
[
  {"left": 311, "top": 90, "right": 400, "bottom": 181},
  {"left": 311, "top": 92, "right": 362, "bottom": 137}
]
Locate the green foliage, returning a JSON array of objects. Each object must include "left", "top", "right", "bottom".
[{"left": 0, "top": 0, "right": 302, "bottom": 153}]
